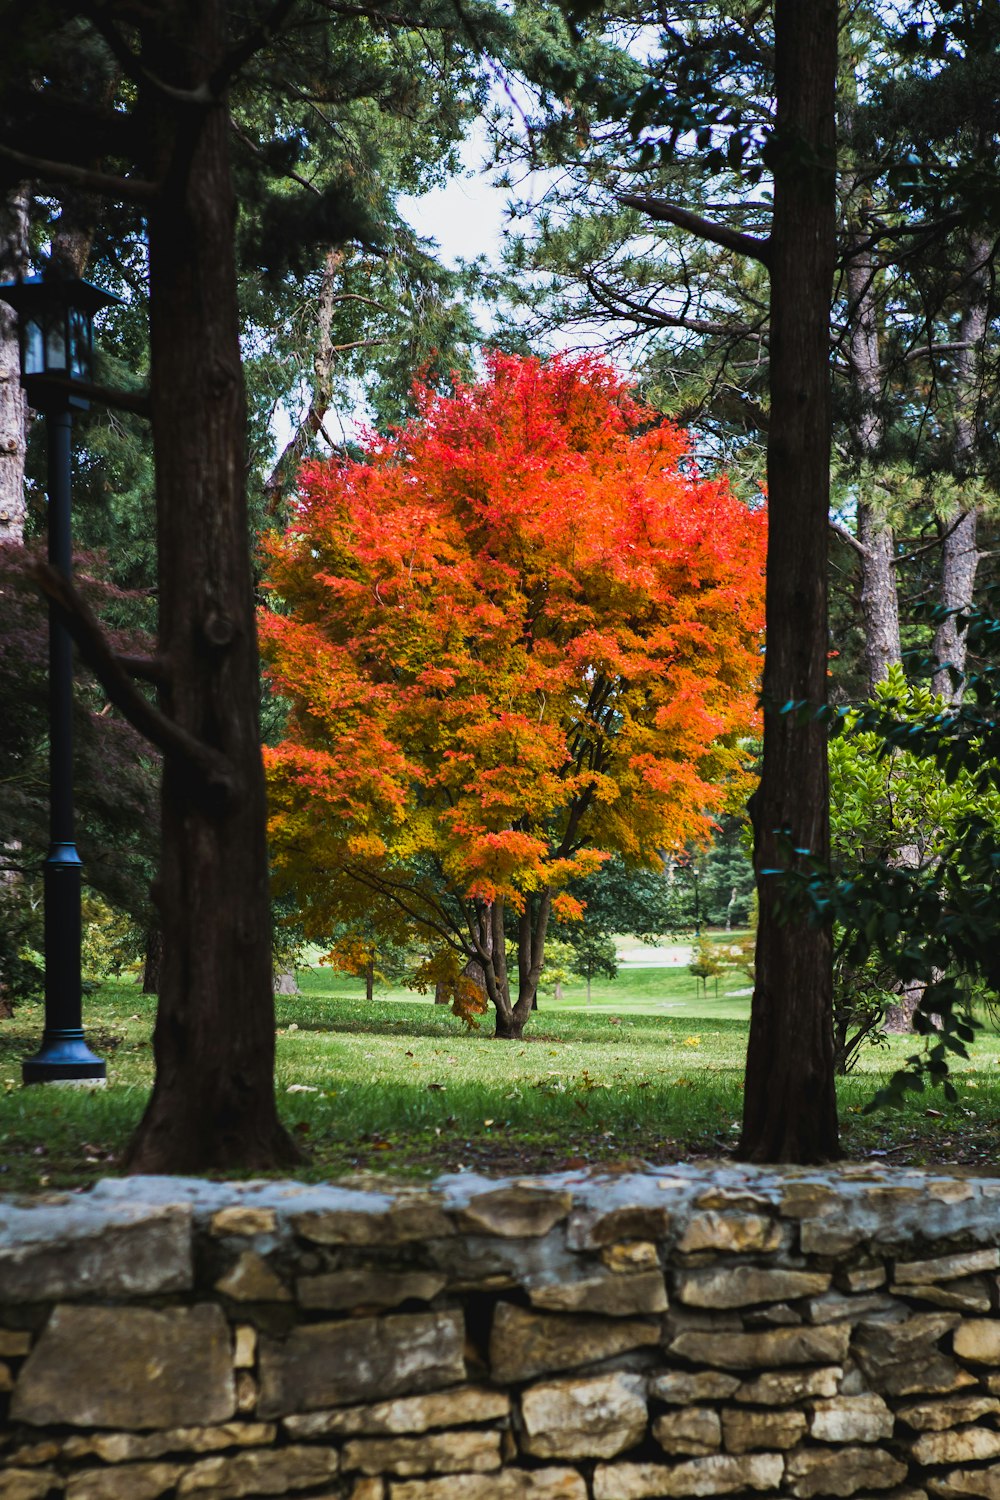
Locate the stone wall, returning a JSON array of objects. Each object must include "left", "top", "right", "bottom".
[{"left": 4, "top": 1164, "right": 1000, "bottom": 1498}]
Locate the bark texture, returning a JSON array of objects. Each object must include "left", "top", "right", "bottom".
[
  {"left": 124, "top": 0, "right": 296, "bottom": 1172},
  {"left": 842, "top": 98, "right": 901, "bottom": 696},
  {"left": 932, "top": 233, "right": 992, "bottom": 701},
  {"left": 740, "top": 0, "right": 840, "bottom": 1163},
  {"left": 0, "top": 184, "right": 29, "bottom": 545}
]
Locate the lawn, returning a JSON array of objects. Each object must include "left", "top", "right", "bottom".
[{"left": 2, "top": 961, "right": 1000, "bottom": 1193}]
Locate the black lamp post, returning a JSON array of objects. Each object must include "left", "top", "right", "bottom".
[{"left": 0, "top": 271, "right": 119, "bottom": 1085}]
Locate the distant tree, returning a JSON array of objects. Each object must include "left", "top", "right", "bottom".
[{"left": 263, "top": 352, "right": 765, "bottom": 1039}]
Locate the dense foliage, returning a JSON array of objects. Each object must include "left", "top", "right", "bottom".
[{"left": 262, "top": 352, "right": 765, "bottom": 1037}]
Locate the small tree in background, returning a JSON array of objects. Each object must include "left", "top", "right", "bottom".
[{"left": 263, "top": 352, "right": 765, "bottom": 1039}]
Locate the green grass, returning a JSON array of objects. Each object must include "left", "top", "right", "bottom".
[{"left": 2, "top": 966, "right": 1000, "bottom": 1193}]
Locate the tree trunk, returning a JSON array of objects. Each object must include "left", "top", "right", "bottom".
[
  {"left": 932, "top": 233, "right": 992, "bottom": 702},
  {"left": 142, "top": 926, "right": 162, "bottom": 994},
  {"left": 0, "top": 184, "right": 29, "bottom": 545},
  {"left": 740, "top": 0, "right": 840, "bottom": 1164},
  {"left": 124, "top": 0, "right": 297, "bottom": 1173},
  {"left": 842, "top": 94, "right": 901, "bottom": 696},
  {"left": 365, "top": 959, "right": 374, "bottom": 1003}
]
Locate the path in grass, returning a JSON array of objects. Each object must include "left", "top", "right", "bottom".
[{"left": 1, "top": 965, "right": 999, "bottom": 1192}]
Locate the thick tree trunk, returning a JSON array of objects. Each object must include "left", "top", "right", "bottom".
[
  {"left": 740, "top": 0, "right": 840, "bottom": 1164},
  {"left": 0, "top": 184, "right": 29, "bottom": 546},
  {"left": 495, "top": 888, "right": 550, "bottom": 1039},
  {"left": 932, "top": 234, "right": 992, "bottom": 702},
  {"left": 142, "top": 926, "right": 162, "bottom": 995},
  {"left": 365, "top": 959, "right": 374, "bottom": 1003},
  {"left": 124, "top": 0, "right": 297, "bottom": 1173}
]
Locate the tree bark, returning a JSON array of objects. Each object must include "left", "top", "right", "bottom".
[
  {"left": 124, "top": 0, "right": 297, "bottom": 1173},
  {"left": 932, "top": 233, "right": 992, "bottom": 701},
  {"left": 740, "top": 0, "right": 840, "bottom": 1164},
  {"left": 842, "top": 93, "right": 901, "bottom": 697},
  {"left": 0, "top": 184, "right": 29, "bottom": 546},
  {"left": 142, "top": 926, "right": 162, "bottom": 994}
]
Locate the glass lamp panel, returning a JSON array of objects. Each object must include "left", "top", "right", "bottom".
[
  {"left": 69, "top": 307, "right": 92, "bottom": 380},
  {"left": 23, "top": 317, "right": 45, "bottom": 376},
  {"left": 44, "top": 310, "right": 68, "bottom": 373}
]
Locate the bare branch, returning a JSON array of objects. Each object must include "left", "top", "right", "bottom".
[
  {"left": 829, "top": 517, "right": 865, "bottom": 557},
  {"left": 618, "top": 194, "right": 772, "bottom": 266},
  {"left": 33, "top": 563, "right": 236, "bottom": 797},
  {"left": 0, "top": 143, "right": 157, "bottom": 204}
]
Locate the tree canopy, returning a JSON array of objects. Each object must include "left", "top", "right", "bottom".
[{"left": 262, "top": 351, "right": 765, "bottom": 1037}]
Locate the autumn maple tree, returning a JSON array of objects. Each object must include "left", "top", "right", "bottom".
[{"left": 261, "top": 352, "right": 765, "bottom": 1038}]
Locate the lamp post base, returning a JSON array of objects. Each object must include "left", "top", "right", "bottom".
[{"left": 22, "top": 1029, "right": 106, "bottom": 1086}]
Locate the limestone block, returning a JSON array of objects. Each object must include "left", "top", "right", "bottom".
[
  {"left": 953, "top": 1320, "right": 1000, "bottom": 1363},
  {"left": 734, "top": 1367, "right": 842, "bottom": 1404},
  {"left": 809, "top": 1395, "right": 894, "bottom": 1444},
  {"left": 0, "top": 1362, "right": 11, "bottom": 1392},
  {"left": 911, "top": 1428, "right": 1000, "bottom": 1466},
  {"left": 11, "top": 1304, "right": 234, "bottom": 1430},
  {"left": 853, "top": 1313, "right": 971, "bottom": 1396},
  {"left": 177, "top": 1444, "right": 339, "bottom": 1495},
  {"left": 776, "top": 1183, "right": 840, "bottom": 1219},
  {"left": 235, "top": 1371, "right": 257, "bottom": 1416},
  {"left": 457, "top": 1187, "right": 572, "bottom": 1238},
  {"left": 65, "top": 1462, "right": 182, "bottom": 1500},
  {"left": 350, "top": 1481, "right": 386, "bottom": 1500},
  {"left": 785, "top": 1445, "right": 908, "bottom": 1497},
  {"left": 897, "top": 1394, "right": 1000, "bottom": 1431},
  {"left": 344, "top": 1431, "right": 501, "bottom": 1476},
  {"left": 61, "top": 1424, "right": 276, "bottom": 1464},
  {"left": 676, "top": 1212, "right": 781, "bottom": 1255},
  {"left": 283, "top": 1386, "right": 509, "bottom": 1439},
  {"left": 489, "top": 1302, "right": 659, "bottom": 1384},
  {"left": 3, "top": 1442, "right": 60, "bottom": 1467},
  {"left": 668, "top": 1321, "right": 850, "bottom": 1370},
  {"left": 215, "top": 1250, "right": 291, "bottom": 1302},
  {"left": 528, "top": 1270, "right": 667, "bottom": 1317},
  {"left": 0, "top": 1204, "right": 192, "bottom": 1302},
  {"left": 291, "top": 1202, "right": 453, "bottom": 1245},
  {"left": 695, "top": 1187, "right": 775, "bottom": 1214},
  {"left": 895, "top": 1249, "right": 1000, "bottom": 1284},
  {"left": 675, "top": 1265, "right": 829, "bottom": 1309},
  {"left": 233, "top": 1326, "right": 257, "bottom": 1369},
  {"left": 0, "top": 1331, "right": 31, "bottom": 1357},
  {"left": 929, "top": 1467, "right": 1000, "bottom": 1499},
  {"left": 799, "top": 1221, "right": 866, "bottom": 1256},
  {"left": 592, "top": 1452, "right": 783, "bottom": 1498},
  {"left": 652, "top": 1407, "right": 722, "bottom": 1456},
  {"left": 894, "top": 1279, "right": 991, "bottom": 1314},
  {"left": 722, "top": 1407, "right": 806, "bottom": 1452},
  {"left": 297, "top": 1270, "right": 446, "bottom": 1312},
  {"left": 567, "top": 1205, "right": 673, "bottom": 1250},
  {"left": 258, "top": 1310, "right": 465, "bottom": 1418},
  {"left": 649, "top": 1370, "right": 740, "bottom": 1404},
  {"left": 840, "top": 1263, "right": 887, "bottom": 1293},
  {"left": 389, "top": 1469, "right": 587, "bottom": 1499},
  {"left": 805, "top": 1292, "right": 902, "bottom": 1324},
  {"left": 521, "top": 1372, "right": 647, "bottom": 1458},
  {"left": 0, "top": 1474, "right": 61, "bottom": 1500},
  {"left": 210, "top": 1206, "right": 277, "bottom": 1236},
  {"left": 601, "top": 1242, "right": 660, "bottom": 1273}
]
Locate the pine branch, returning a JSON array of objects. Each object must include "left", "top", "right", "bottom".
[{"left": 618, "top": 195, "right": 772, "bottom": 266}]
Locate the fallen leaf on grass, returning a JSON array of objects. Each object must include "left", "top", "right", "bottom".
[
  {"left": 427, "top": 1082, "right": 446, "bottom": 1091},
  {"left": 287, "top": 1084, "right": 318, "bottom": 1093}
]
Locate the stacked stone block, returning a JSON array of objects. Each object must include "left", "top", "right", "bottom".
[{"left": 4, "top": 1165, "right": 1000, "bottom": 1497}]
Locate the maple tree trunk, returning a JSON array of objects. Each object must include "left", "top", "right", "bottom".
[
  {"left": 365, "top": 960, "right": 374, "bottom": 1003},
  {"left": 932, "top": 233, "right": 990, "bottom": 703},
  {"left": 142, "top": 927, "right": 162, "bottom": 995},
  {"left": 740, "top": 0, "right": 840, "bottom": 1164},
  {"left": 124, "top": 0, "right": 296, "bottom": 1173}
]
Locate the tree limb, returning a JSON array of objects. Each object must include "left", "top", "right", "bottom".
[
  {"left": 33, "top": 563, "right": 236, "bottom": 796},
  {"left": 0, "top": 143, "right": 157, "bottom": 204},
  {"left": 618, "top": 194, "right": 772, "bottom": 266},
  {"left": 829, "top": 518, "right": 865, "bottom": 557}
]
